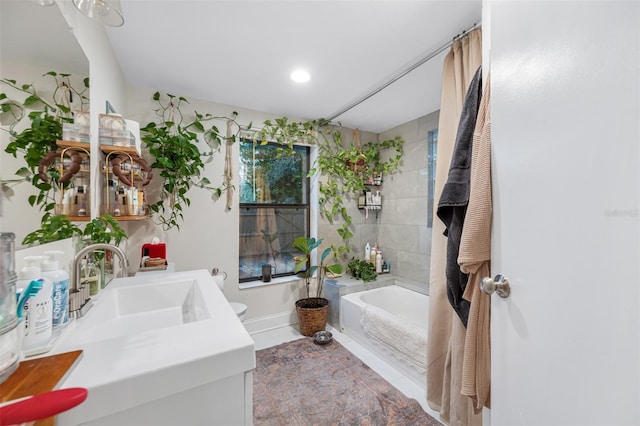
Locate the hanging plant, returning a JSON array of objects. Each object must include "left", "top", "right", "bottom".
[
  {"left": 344, "top": 129, "right": 368, "bottom": 174},
  {"left": 253, "top": 117, "right": 322, "bottom": 148},
  {"left": 312, "top": 128, "right": 403, "bottom": 253},
  {"left": 247, "top": 117, "right": 404, "bottom": 253},
  {"left": 1, "top": 72, "right": 90, "bottom": 213},
  {"left": 21, "top": 213, "right": 83, "bottom": 246},
  {"left": 140, "top": 92, "right": 240, "bottom": 230},
  {"left": 22, "top": 213, "right": 127, "bottom": 248}
]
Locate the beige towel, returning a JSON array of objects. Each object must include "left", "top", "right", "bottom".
[{"left": 458, "top": 76, "right": 492, "bottom": 412}]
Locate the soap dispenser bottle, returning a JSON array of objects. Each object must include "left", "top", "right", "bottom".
[
  {"left": 42, "top": 250, "right": 70, "bottom": 338},
  {"left": 85, "top": 257, "right": 102, "bottom": 298},
  {"left": 376, "top": 250, "right": 383, "bottom": 273},
  {"left": 17, "top": 261, "right": 53, "bottom": 356}
]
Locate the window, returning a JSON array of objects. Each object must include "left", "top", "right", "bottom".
[
  {"left": 427, "top": 129, "right": 438, "bottom": 228},
  {"left": 239, "top": 140, "right": 310, "bottom": 282}
]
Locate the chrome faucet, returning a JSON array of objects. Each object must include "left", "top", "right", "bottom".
[{"left": 70, "top": 243, "right": 130, "bottom": 319}]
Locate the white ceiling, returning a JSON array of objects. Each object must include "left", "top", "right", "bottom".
[
  {"left": 106, "top": 1, "right": 482, "bottom": 133},
  {"left": 1, "top": 1, "right": 482, "bottom": 134},
  {"left": 0, "top": 1, "right": 89, "bottom": 75}
]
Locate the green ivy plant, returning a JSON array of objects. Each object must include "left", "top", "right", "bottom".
[
  {"left": 346, "top": 257, "right": 377, "bottom": 282},
  {"left": 313, "top": 131, "right": 404, "bottom": 249},
  {"left": 22, "top": 213, "right": 82, "bottom": 246},
  {"left": 249, "top": 117, "right": 404, "bottom": 254},
  {"left": 140, "top": 92, "right": 240, "bottom": 230},
  {"left": 1, "top": 72, "right": 90, "bottom": 214},
  {"left": 22, "top": 213, "right": 127, "bottom": 248},
  {"left": 82, "top": 214, "right": 128, "bottom": 246},
  {"left": 81, "top": 214, "right": 128, "bottom": 266},
  {"left": 254, "top": 116, "right": 323, "bottom": 148}
]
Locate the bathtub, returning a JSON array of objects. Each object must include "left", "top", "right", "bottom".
[{"left": 340, "top": 284, "right": 428, "bottom": 389}]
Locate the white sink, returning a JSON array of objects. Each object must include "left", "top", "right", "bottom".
[
  {"left": 47, "top": 269, "right": 255, "bottom": 425},
  {"left": 68, "top": 278, "right": 211, "bottom": 344}
]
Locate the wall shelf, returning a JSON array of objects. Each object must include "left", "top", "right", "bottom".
[
  {"left": 66, "top": 216, "right": 91, "bottom": 222},
  {"left": 60, "top": 215, "right": 148, "bottom": 222},
  {"left": 50, "top": 142, "right": 150, "bottom": 221},
  {"left": 56, "top": 140, "right": 89, "bottom": 149},
  {"left": 100, "top": 145, "right": 139, "bottom": 156},
  {"left": 108, "top": 214, "right": 149, "bottom": 221}
]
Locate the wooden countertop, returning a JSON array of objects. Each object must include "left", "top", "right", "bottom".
[{"left": 1, "top": 350, "right": 83, "bottom": 425}]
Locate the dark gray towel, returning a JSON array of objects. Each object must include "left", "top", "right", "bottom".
[{"left": 437, "top": 66, "right": 482, "bottom": 327}]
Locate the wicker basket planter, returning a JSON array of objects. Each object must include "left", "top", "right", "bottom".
[
  {"left": 295, "top": 297, "right": 329, "bottom": 336},
  {"left": 346, "top": 156, "right": 367, "bottom": 175}
]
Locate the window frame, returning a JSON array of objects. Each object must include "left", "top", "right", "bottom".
[{"left": 238, "top": 138, "right": 312, "bottom": 283}]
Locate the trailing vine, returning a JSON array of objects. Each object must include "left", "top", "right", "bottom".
[
  {"left": 1, "top": 71, "right": 90, "bottom": 213},
  {"left": 246, "top": 117, "right": 404, "bottom": 253},
  {"left": 140, "top": 92, "right": 241, "bottom": 230},
  {"left": 22, "top": 213, "right": 82, "bottom": 246},
  {"left": 312, "top": 130, "right": 403, "bottom": 249},
  {"left": 253, "top": 116, "right": 324, "bottom": 148},
  {"left": 22, "top": 213, "right": 126, "bottom": 248}
]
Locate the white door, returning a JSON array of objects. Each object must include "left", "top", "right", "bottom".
[{"left": 488, "top": 1, "right": 639, "bottom": 425}]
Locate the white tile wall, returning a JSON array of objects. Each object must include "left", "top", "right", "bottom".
[{"left": 372, "top": 111, "right": 439, "bottom": 291}]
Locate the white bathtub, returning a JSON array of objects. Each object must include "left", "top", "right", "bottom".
[{"left": 340, "top": 284, "right": 428, "bottom": 389}]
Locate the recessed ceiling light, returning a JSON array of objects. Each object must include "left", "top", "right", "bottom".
[{"left": 290, "top": 69, "right": 310, "bottom": 83}]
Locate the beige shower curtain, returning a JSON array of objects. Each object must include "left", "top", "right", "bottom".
[{"left": 426, "top": 28, "right": 482, "bottom": 426}]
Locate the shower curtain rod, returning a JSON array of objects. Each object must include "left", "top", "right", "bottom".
[{"left": 326, "top": 22, "right": 480, "bottom": 123}]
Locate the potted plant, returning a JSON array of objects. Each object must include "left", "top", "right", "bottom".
[
  {"left": 292, "top": 236, "right": 343, "bottom": 336},
  {"left": 347, "top": 257, "right": 377, "bottom": 282}
]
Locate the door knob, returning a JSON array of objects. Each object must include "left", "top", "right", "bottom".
[{"left": 481, "top": 274, "right": 511, "bottom": 298}]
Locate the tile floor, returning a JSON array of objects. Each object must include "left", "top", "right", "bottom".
[{"left": 250, "top": 325, "right": 442, "bottom": 422}]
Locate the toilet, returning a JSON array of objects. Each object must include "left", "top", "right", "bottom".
[
  {"left": 229, "top": 302, "right": 247, "bottom": 322},
  {"left": 212, "top": 271, "right": 247, "bottom": 323}
]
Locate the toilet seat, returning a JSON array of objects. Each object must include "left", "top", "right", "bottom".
[{"left": 229, "top": 302, "right": 247, "bottom": 322}]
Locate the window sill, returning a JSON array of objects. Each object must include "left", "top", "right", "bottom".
[{"left": 239, "top": 275, "right": 302, "bottom": 290}]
